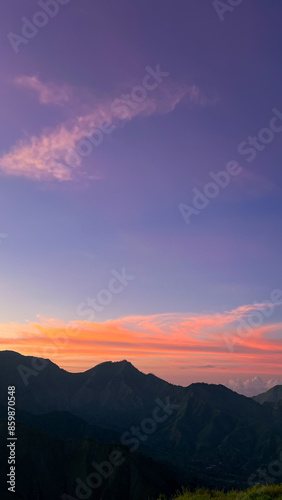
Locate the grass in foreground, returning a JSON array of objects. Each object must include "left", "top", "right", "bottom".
[{"left": 157, "top": 484, "right": 282, "bottom": 500}]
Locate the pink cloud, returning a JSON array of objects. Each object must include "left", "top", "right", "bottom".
[
  {"left": 0, "top": 113, "right": 105, "bottom": 182},
  {"left": 0, "top": 302, "right": 281, "bottom": 380},
  {"left": 14, "top": 75, "right": 73, "bottom": 106},
  {"left": 0, "top": 75, "right": 214, "bottom": 182}
]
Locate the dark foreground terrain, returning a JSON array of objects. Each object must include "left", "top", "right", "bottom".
[
  {"left": 159, "top": 485, "right": 282, "bottom": 500},
  {"left": 1, "top": 351, "right": 282, "bottom": 499}
]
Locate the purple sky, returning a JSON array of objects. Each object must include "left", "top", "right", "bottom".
[{"left": 0, "top": 0, "right": 282, "bottom": 394}]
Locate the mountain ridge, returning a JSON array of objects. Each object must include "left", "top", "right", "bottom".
[
  {"left": 1, "top": 350, "right": 282, "bottom": 491},
  {"left": 0, "top": 350, "right": 264, "bottom": 396},
  {"left": 253, "top": 385, "right": 282, "bottom": 404}
]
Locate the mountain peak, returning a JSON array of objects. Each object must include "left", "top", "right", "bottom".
[
  {"left": 253, "top": 385, "right": 282, "bottom": 404},
  {"left": 117, "top": 359, "right": 134, "bottom": 366},
  {"left": 83, "top": 359, "right": 143, "bottom": 382}
]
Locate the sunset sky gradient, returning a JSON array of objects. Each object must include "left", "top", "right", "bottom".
[{"left": 0, "top": 0, "right": 282, "bottom": 396}]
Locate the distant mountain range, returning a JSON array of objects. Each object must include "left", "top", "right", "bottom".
[
  {"left": 0, "top": 350, "right": 282, "bottom": 499},
  {"left": 253, "top": 385, "right": 282, "bottom": 405}
]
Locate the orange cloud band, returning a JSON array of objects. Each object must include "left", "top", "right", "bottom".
[{"left": 0, "top": 307, "right": 281, "bottom": 382}]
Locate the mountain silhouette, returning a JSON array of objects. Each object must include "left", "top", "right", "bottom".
[
  {"left": 0, "top": 420, "right": 178, "bottom": 500},
  {"left": 1, "top": 350, "right": 282, "bottom": 494},
  {"left": 253, "top": 385, "right": 282, "bottom": 405}
]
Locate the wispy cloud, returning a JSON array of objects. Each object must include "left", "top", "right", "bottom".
[
  {"left": 0, "top": 113, "right": 105, "bottom": 182},
  {"left": 14, "top": 75, "right": 73, "bottom": 106},
  {"left": 0, "top": 303, "right": 281, "bottom": 383},
  {"left": 0, "top": 74, "right": 214, "bottom": 182}
]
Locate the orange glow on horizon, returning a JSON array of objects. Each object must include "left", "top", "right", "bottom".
[{"left": 1, "top": 305, "right": 281, "bottom": 386}]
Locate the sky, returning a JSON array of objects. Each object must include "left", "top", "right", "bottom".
[{"left": 0, "top": 0, "right": 282, "bottom": 396}]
